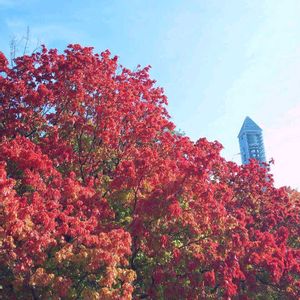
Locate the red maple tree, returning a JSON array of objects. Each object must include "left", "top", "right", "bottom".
[{"left": 0, "top": 45, "right": 299, "bottom": 299}]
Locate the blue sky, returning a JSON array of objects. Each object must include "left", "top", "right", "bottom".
[{"left": 1, "top": 0, "right": 300, "bottom": 188}]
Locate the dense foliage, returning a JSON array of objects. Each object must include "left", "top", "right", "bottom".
[{"left": 0, "top": 45, "right": 299, "bottom": 299}]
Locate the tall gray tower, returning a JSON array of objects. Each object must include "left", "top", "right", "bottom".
[{"left": 238, "top": 117, "right": 266, "bottom": 165}]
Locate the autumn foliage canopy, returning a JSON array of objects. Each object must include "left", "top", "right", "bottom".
[{"left": 0, "top": 45, "right": 299, "bottom": 299}]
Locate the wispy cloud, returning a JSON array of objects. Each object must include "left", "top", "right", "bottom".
[
  {"left": 265, "top": 103, "right": 300, "bottom": 189},
  {"left": 0, "top": 0, "right": 18, "bottom": 6},
  {"left": 0, "top": 0, "right": 34, "bottom": 7}
]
